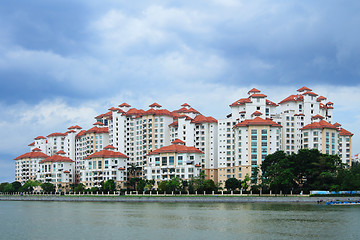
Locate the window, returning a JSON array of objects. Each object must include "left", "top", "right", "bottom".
[
  {"left": 169, "top": 156, "right": 174, "bottom": 165},
  {"left": 161, "top": 157, "right": 167, "bottom": 166},
  {"left": 178, "top": 156, "right": 183, "bottom": 165},
  {"left": 105, "top": 160, "right": 108, "bottom": 168}
]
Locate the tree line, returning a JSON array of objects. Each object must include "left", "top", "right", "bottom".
[{"left": 257, "top": 149, "right": 360, "bottom": 193}]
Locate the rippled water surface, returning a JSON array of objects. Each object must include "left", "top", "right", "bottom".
[{"left": 1, "top": 201, "right": 359, "bottom": 240}]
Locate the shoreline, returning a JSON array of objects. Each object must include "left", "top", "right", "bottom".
[{"left": 1, "top": 195, "right": 359, "bottom": 203}]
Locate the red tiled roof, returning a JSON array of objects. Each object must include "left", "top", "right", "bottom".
[
  {"left": 297, "top": 86, "right": 312, "bottom": 92},
  {"left": 40, "top": 155, "right": 74, "bottom": 164},
  {"left": 93, "top": 121, "right": 104, "bottom": 126},
  {"left": 143, "top": 108, "right": 173, "bottom": 117},
  {"left": 119, "top": 103, "right": 131, "bottom": 107},
  {"left": 191, "top": 115, "right": 217, "bottom": 124},
  {"left": 252, "top": 111, "right": 262, "bottom": 116},
  {"left": 35, "top": 136, "right": 46, "bottom": 140},
  {"left": 317, "top": 96, "right": 327, "bottom": 102},
  {"left": 68, "top": 125, "right": 82, "bottom": 130},
  {"left": 86, "top": 127, "right": 109, "bottom": 134},
  {"left": 248, "top": 88, "right": 261, "bottom": 94},
  {"left": 339, "top": 128, "right": 353, "bottom": 136},
  {"left": 250, "top": 93, "right": 267, "bottom": 98},
  {"left": 148, "top": 144, "right": 203, "bottom": 155},
  {"left": 171, "top": 112, "right": 182, "bottom": 119},
  {"left": 28, "top": 142, "right": 35, "bottom": 146},
  {"left": 169, "top": 120, "right": 178, "bottom": 127},
  {"left": 173, "top": 107, "right": 188, "bottom": 113},
  {"left": 302, "top": 91, "right": 318, "bottom": 97},
  {"left": 266, "top": 99, "right": 278, "bottom": 106},
  {"left": 311, "top": 114, "right": 324, "bottom": 119},
  {"left": 47, "top": 132, "right": 67, "bottom": 137},
  {"left": 108, "top": 107, "right": 120, "bottom": 111},
  {"left": 95, "top": 111, "right": 112, "bottom": 119},
  {"left": 195, "top": 164, "right": 201, "bottom": 167},
  {"left": 125, "top": 108, "right": 145, "bottom": 116},
  {"left": 230, "top": 98, "right": 252, "bottom": 107},
  {"left": 172, "top": 139, "right": 185, "bottom": 144},
  {"left": 14, "top": 149, "right": 49, "bottom": 160},
  {"left": 326, "top": 101, "right": 334, "bottom": 105},
  {"left": 76, "top": 130, "right": 86, "bottom": 138},
  {"left": 234, "top": 117, "right": 282, "bottom": 127},
  {"left": 279, "top": 95, "right": 303, "bottom": 104},
  {"left": 294, "top": 113, "right": 305, "bottom": 116},
  {"left": 67, "top": 130, "right": 76, "bottom": 133},
  {"left": 118, "top": 167, "right": 125, "bottom": 170},
  {"left": 64, "top": 170, "right": 70, "bottom": 173},
  {"left": 104, "top": 145, "right": 116, "bottom": 150},
  {"left": 300, "top": 120, "right": 337, "bottom": 130},
  {"left": 56, "top": 150, "right": 66, "bottom": 155},
  {"left": 84, "top": 149, "right": 128, "bottom": 159},
  {"left": 181, "top": 103, "right": 190, "bottom": 107},
  {"left": 149, "top": 103, "right": 162, "bottom": 108},
  {"left": 333, "top": 123, "right": 342, "bottom": 127},
  {"left": 185, "top": 107, "right": 200, "bottom": 114},
  {"left": 117, "top": 109, "right": 126, "bottom": 114}
]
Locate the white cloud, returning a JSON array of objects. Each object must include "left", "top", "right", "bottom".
[{"left": 0, "top": 99, "right": 97, "bottom": 155}]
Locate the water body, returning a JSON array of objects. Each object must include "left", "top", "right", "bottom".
[{"left": 1, "top": 201, "right": 359, "bottom": 240}]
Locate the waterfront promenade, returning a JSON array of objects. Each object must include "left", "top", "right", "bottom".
[{"left": 1, "top": 193, "right": 358, "bottom": 203}]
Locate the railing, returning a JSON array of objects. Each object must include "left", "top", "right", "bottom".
[{"left": 0, "top": 190, "right": 308, "bottom": 197}]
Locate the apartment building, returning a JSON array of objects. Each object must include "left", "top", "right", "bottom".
[
  {"left": 16, "top": 86, "right": 354, "bottom": 188},
  {"left": 75, "top": 124, "right": 110, "bottom": 182},
  {"left": 144, "top": 139, "right": 203, "bottom": 183},
  {"left": 38, "top": 150, "right": 75, "bottom": 192},
  {"left": 80, "top": 145, "right": 128, "bottom": 189},
  {"left": 14, "top": 148, "right": 49, "bottom": 184}
]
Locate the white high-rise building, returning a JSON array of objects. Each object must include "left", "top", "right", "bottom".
[{"left": 16, "top": 86, "right": 354, "bottom": 188}]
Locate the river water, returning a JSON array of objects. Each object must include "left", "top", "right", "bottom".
[{"left": 1, "top": 201, "right": 359, "bottom": 240}]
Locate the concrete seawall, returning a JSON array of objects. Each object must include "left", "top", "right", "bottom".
[{"left": 1, "top": 195, "right": 358, "bottom": 203}]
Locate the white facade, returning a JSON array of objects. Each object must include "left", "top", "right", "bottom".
[
  {"left": 38, "top": 151, "right": 75, "bottom": 191},
  {"left": 80, "top": 145, "right": 128, "bottom": 188},
  {"left": 144, "top": 140, "right": 203, "bottom": 182},
  {"left": 16, "top": 86, "right": 354, "bottom": 186}
]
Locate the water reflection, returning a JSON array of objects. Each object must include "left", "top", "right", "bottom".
[{"left": 0, "top": 201, "right": 359, "bottom": 240}]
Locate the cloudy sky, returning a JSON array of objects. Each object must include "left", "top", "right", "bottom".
[{"left": 1, "top": 0, "right": 359, "bottom": 182}]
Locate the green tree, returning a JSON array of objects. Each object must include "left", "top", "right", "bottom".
[
  {"left": 167, "top": 177, "right": 182, "bottom": 192},
  {"left": 103, "top": 179, "right": 116, "bottom": 192},
  {"left": 3, "top": 183, "right": 14, "bottom": 193},
  {"left": 128, "top": 163, "right": 138, "bottom": 177},
  {"left": 241, "top": 174, "right": 251, "bottom": 191},
  {"left": 144, "top": 180, "right": 155, "bottom": 191},
  {"left": 158, "top": 181, "right": 168, "bottom": 192},
  {"left": 12, "top": 181, "right": 22, "bottom": 192},
  {"left": 20, "top": 180, "right": 40, "bottom": 192},
  {"left": 74, "top": 183, "right": 86, "bottom": 193},
  {"left": 189, "top": 171, "right": 217, "bottom": 193},
  {"left": 262, "top": 149, "right": 343, "bottom": 192},
  {"left": 128, "top": 177, "right": 141, "bottom": 190},
  {"left": 136, "top": 179, "right": 147, "bottom": 192},
  {"left": 0, "top": 182, "right": 10, "bottom": 192},
  {"left": 89, "top": 187, "right": 99, "bottom": 193},
  {"left": 40, "top": 183, "right": 55, "bottom": 193},
  {"left": 261, "top": 151, "right": 296, "bottom": 192},
  {"left": 225, "top": 178, "right": 240, "bottom": 191},
  {"left": 157, "top": 178, "right": 182, "bottom": 193}
]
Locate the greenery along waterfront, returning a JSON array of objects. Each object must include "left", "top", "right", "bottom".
[{"left": 2, "top": 149, "right": 360, "bottom": 194}]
